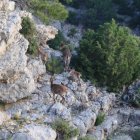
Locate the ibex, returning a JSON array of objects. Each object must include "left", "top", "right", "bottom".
[
  {"left": 60, "top": 43, "right": 72, "bottom": 71},
  {"left": 50, "top": 76, "right": 68, "bottom": 103},
  {"left": 38, "top": 47, "right": 48, "bottom": 63},
  {"left": 68, "top": 68, "right": 81, "bottom": 85}
]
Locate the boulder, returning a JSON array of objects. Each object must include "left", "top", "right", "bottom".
[
  {"left": 12, "top": 125, "right": 57, "bottom": 140},
  {"left": 36, "top": 25, "right": 58, "bottom": 45},
  {"left": 48, "top": 102, "right": 71, "bottom": 121},
  {"left": 73, "top": 108, "right": 97, "bottom": 136},
  {"left": 98, "top": 94, "right": 115, "bottom": 112},
  {"left": 99, "top": 115, "right": 118, "bottom": 136},
  {"left": 0, "top": 68, "right": 35, "bottom": 103}
]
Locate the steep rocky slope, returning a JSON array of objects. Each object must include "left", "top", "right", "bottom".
[{"left": 0, "top": 0, "right": 140, "bottom": 140}]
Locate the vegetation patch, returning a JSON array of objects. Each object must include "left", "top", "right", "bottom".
[
  {"left": 20, "top": 16, "right": 38, "bottom": 55},
  {"left": 95, "top": 112, "right": 105, "bottom": 126},
  {"left": 52, "top": 118, "right": 79, "bottom": 140},
  {"left": 46, "top": 57, "right": 64, "bottom": 74},
  {"left": 28, "top": 0, "right": 68, "bottom": 24},
  {"left": 75, "top": 20, "right": 140, "bottom": 92},
  {"left": 48, "top": 30, "right": 66, "bottom": 50}
]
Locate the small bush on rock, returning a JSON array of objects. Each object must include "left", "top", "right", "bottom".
[
  {"left": 52, "top": 119, "right": 79, "bottom": 140},
  {"left": 95, "top": 112, "right": 105, "bottom": 126},
  {"left": 46, "top": 57, "right": 64, "bottom": 74},
  {"left": 20, "top": 16, "right": 38, "bottom": 55},
  {"left": 48, "top": 30, "right": 66, "bottom": 50}
]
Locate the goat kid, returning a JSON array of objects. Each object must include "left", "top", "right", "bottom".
[{"left": 50, "top": 76, "right": 68, "bottom": 103}]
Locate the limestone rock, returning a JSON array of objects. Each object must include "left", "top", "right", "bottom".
[
  {"left": 0, "top": 68, "right": 35, "bottom": 103},
  {"left": 86, "top": 86, "right": 100, "bottom": 101},
  {"left": 27, "top": 58, "right": 46, "bottom": 81},
  {"left": 73, "top": 108, "right": 97, "bottom": 136},
  {"left": 98, "top": 94, "right": 116, "bottom": 112},
  {"left": 0, "top": 2, "right": 35, "bottom": 103},
  {"left": 12, "top": 125, "right": 57, "bottom": 140},
  {"left": 100, "top": 115, "right": 118, "bottom": 136},
  {"left": 0, "top": 111, "right": 11, "bottom": 125},
  {"left": 19, "top": 11, "right": 33, "bottom": 19},
  {"left": 48, "top": 102, "right": 72, "bottom": 121},
  {"left": 8, "top": 1, "right": 15, "bottom": 11},
  {"left": 36, "top": 25, "right": 58, "bottom": 45}
]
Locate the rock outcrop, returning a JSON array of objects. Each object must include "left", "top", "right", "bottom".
[
  {"left": 0, "top": 0, "right": 35, "bottom": 103},
  {"left": 12, "top": 125, "right": 57, "bottom": 140},
  {"left": 0, "top": 1, "right": 140, "bottom": 140}
]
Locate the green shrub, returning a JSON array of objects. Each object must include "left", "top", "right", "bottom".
[
  {"left": 95, "top": 112, "right": 105, "bottom": 126},
  {"left": 20, "top": 16, "right": 36, "bottom": 37},
  {"left": 27, "top": 37, "right": 38, "bottom": 55},
  {"left": 28, "top": 0, "right": 68, "bottom": 24},
  {"left": 20, "top": 17, "right": 38, "bottom": 55},
  {"left": 79, "top": 135, "right": 96, "bottom": 140},
  {"left": 48, "top": 30, "right": 66, "bottom": 50},
  {"left": 75, "top": 20, "right": 140, "bottom": 92},
  {"left": 52, "top": 119, "right": 79, "bottom": 140},
  {"left": 46, "top": 57, "right": 64, "bottom": 74}
]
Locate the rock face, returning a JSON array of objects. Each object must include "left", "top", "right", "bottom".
[
  {"left": 1, "top": 1, "right": 140, "bottom": 140},
  {"left": 12, "top": 125, "right": 57, "bottom": 140},
  {"left": 0, "top": 0, "right": 35, "bottom": 103},
  {"left": 0, "top": 111, "right": 10, "bottom": 125},
  {"left": 36, "top": 25, "right": 58, "bottom": 46}
]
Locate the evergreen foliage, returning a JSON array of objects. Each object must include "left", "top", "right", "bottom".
[
  {"left": 76, "top": 20, "right": 140, "bottom": 91},
  {"left": 46, "top": 57, "right": 64, "bottom": 74},
  {"left": 28, "top": 0, "right": 68, "bottom": 24},
  {"left": 66, "top": 0, "right": 115, "bottom": 29},
  {"left": 95, "top": 112, "right": 105, "bottom": 126},
  {"left": 20, "top": 17, "right": 38, "bottom": 55},
  {"left": 48, "top": 30, "right": 66, "bottom": 50}
]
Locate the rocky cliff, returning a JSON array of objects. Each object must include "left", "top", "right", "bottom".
[
  {"left": 0, "top": 0, "right": 140, "bottom": 140},
  {"left": 0, "top": 0, "right": 35, "bottom": 103}
]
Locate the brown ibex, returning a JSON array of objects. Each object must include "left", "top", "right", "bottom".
[
  {"left": 50, "top": 76, "right": 68, "bottom": 103},
  {"left": 60, "top": 43, "right": 72, "bottom": 71},
  {"left": 38, "top": 47, "right": 48, "bottom": 63},
  {"left": 68, "top": 68, "right": 81, "bottom": 85}
]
